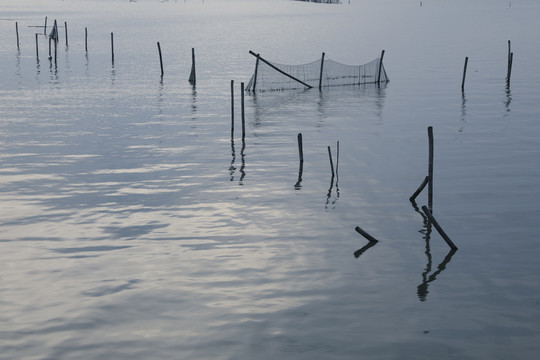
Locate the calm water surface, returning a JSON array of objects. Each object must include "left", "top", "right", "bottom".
[{"left": 1, "top": 0, "right": 540, "bottom": 359}]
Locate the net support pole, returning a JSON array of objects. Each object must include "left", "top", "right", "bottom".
[
  {"left": 377, "top": 50, "right": 385, "bottom": 85},
  {"left": 461, "top": 56, "right": 468, "bottom": 92},
  {"left": 249, "top": 50, "right": 313, "bottom": 89},
  {"left": 252, "top": 54, "right": 260, "bottom": 91},
  {"left": 318, "top": 52, "right": 325, "bottom": 90}
]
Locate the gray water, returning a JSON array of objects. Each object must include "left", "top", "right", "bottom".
[{"left": 1, "top": 0, "right": 540, "bottom": 359}]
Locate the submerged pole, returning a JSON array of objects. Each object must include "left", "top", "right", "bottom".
[
  {"left": 355, "top": 226, "right": 379, "bottom": 243},
  {"left": 461, "top": 56, "right": 468, "bottom": 92},
  {"left": 157, "top": 42, "right": 164, "bottom": 77},
  {"left": 241, "top": 82, "right": 245, "bottom": 140},
  {"left": 428, "top": 126, "right": 434, "bottom": 211},
  {"left": 319, "top": 52, "right": 325, "bottom": 90},
  {"left": 16, "top": 22, "right": 19, "bottom": 50},
  {"left": 189, "top": 47, "right": 196, "bottom": 84},
  {"left": 377, "top": 50, "right": 385, "bottom": 85}
]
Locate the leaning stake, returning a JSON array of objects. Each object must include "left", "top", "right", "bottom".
[
  {"left": 421, "top": 206, "right": 458, "bottom": 250},
  {"left": 157, "top": 42, "right": 164, "bottom": 77},
  {"left": 297, "top": 133, "right": 304, "bottom": 163},
  {"left": 461, "top": 56, "right": 468, "bottom": 92},
  {"left": 355, "top": 226, "right": 379, "bottom": 243}
]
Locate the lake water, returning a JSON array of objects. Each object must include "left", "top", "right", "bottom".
[{"left": 1, "top": 0, "right": 540, "bottom": 359}]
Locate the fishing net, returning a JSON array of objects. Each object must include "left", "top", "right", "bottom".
[{"left": 245, "top": 52, "right": 388, "bottom": 92}]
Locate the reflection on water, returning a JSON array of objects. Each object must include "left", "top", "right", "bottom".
[{"left": 412, "top": 199, "right": 457, "bottom": 302}]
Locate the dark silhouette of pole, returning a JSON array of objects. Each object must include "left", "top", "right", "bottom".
[{"left": 461, "top": 56, "right": 468, "bottom": 92}]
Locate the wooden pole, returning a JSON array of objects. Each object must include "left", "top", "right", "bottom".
[
  {"left": 248, "top": 50, "right": 313, "bottom": 89},
  {"left": 110, "top": 32, "right": 114, "bottom": 65},
  {"left": 328, "top": 146, "right": 335, "bottom": 177},
  {"left": 35, "top": 33, "right": 39, "bottom": 61},
  {"left": 410, "top": 176, "right": 429, "bottom": 202},
  {"left": 507, "top": 52, "right": 513, "bottom": 87},
  {"left": 44, "top": 16, "right": 47, "bottom": 34},
  {"left": 461, "top": 56, "right": 468, "bottom": 92},
  {"left": 252, "top": 54, "right": 260, "bottom": 91},
  {"left": 189, "top": 48, "right": 196, "bottom": 84},
  {"left": 231, "top": 80, "right": 234, "bottom": 137},
  {"left": 16, "top": 22, "right": 19, "bottom": 50},
  {"left": 355, "top": 226, "right": 379, "bottom": 243},
  {"left": 157, "top": 42, "right": 164, "bottom": 77},
  {"left": 428, "top": 126, "right": 434, "bottom": 211},
  {"left": 48, "top": 37, "right": 52, "bottom": 59},
  {"left": 54, "top": 36, "right": 57, "bottom": 65},
  {"left": 297, "top": 133, "right": 304, "bottom": 163},
  {"left": 85, "top": 27, "right": 88, "bottom": 52},
  {"left": 241, "top": 82, "right": 245, "bottom": 140},
  {"left": 421, "top": 206, "right": 458, "bottom": 250},
  {"left": 64, "top": 22, "right": 68, "bottom": 47},
  {"left": 318, "top": 52, "right": 325, "bottom": 90},
  {"left": 377, "top": 50, "right": 385, "bottom": 85}
]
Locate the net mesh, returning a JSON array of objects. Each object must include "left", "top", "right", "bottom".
[{"left": 246, "top": 54, "right": 388, "bottom": 92}]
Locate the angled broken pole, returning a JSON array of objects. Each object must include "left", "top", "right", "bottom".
[{"left": 421, "top": 206, "right": 458, "bottom": 250}]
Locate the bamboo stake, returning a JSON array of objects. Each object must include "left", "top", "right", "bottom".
[
  {"left": 328, "top": 146, "right": 335, "bottom": 177},
  {"left": 44, "top": 16, "right": 47, "bottom": 34},
  {"left": 377, "top": 50, "right": 385, "bottom": 85},
  {"left": 64, "top": 21, "right": 68, "bottom": 47},
  {"left": 355, "top": 226, "right": 379, "bottom": 243},
  {"left": 461, "top": 56, "right": 468, "bottom": 92},
  {"left": 241, "top": 82, "right": 245, "bottom": 140},
  {"left": 410, "top": 176, "right": 429, "bottom": 202},
  {"left": 507, "top": 52, "right": 513, "bottom": 87},
  {"left": 85, "top": 27, "right": 88, "bottom": 52},
  {"left": 16, "top": 22, "right": 19, "bottom": 50},
  {"left": 110, "top": 32, "right": 114, "bottom": 65},
  {"left": 319, "top": 52, "right": 325, "bottom": 90},
  {"left": 252, "top": 53, "right": 260, "bottom": 91},
  {"left": 35, "top": 33, "right": 39, "bottom": 61},
  {"left": 421, "top": 206, "right": 458, "bottom": 250},
  {"left": 428, "top": 126, "right": 434, "bottom": 211},
  {"left": 297, "top": 133, "right": 304, "bottom": 163},
  {"left": 157, "top": 42, "right": 164, "bottom": 77},
  {"left": 189, "top": 48, "right": 196, "bottom": 84},
  {"left": 231, "top": 80, "right": 234, "bottom": 137}
]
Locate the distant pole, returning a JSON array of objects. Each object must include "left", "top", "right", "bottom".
[
  {"left": 252, "top": 53, "right": 260, "bottom": 91},
  {"left": 54, "top": 36, "right": 57, "bottom": 65},
  {"left": 44, "top": 16, "right": 47, "bottom": 34},
  {"left": 64, "top": 21, "right": 68, "bottom": 47},
  {"left": 241, "top": 82, "right": 245, "bottom": 140},
  {"left": 461, "top": 56, "right": 468, "bottom": 92},
  {"left": 428, "top": 126, "right": 434, "bottom": 211},
  {"left": 189, "top": 48, "right": 196, "bottom": 84},
  {"left": 110, "top": 32, "right": 114, "bottom": 65},
  {"left": 157, "top": 42, "right": 164, "bottom": 77},
  {"left": 16, "top": 22, "right": 19, "bottom": 50},
  {"left": 35, "top": 33, "right": 39, "bottom": 60},
  {"left": 48, "top": 37, "right": 52, "bottom": 59},
  {"left": 85, "top": 27, "right": 88, "bottom": 52},
  {"left": 231, "top": 80, "right": 235, "bottom": 137},
  {"left": 297, "top": 133, "right": 304, "bottom": 163},
  {"left": 319, "top": 52, "right": 325, "bottom": 90},
  {"left": 377, "top": 50, "right": 385, "bottom": 85}
]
